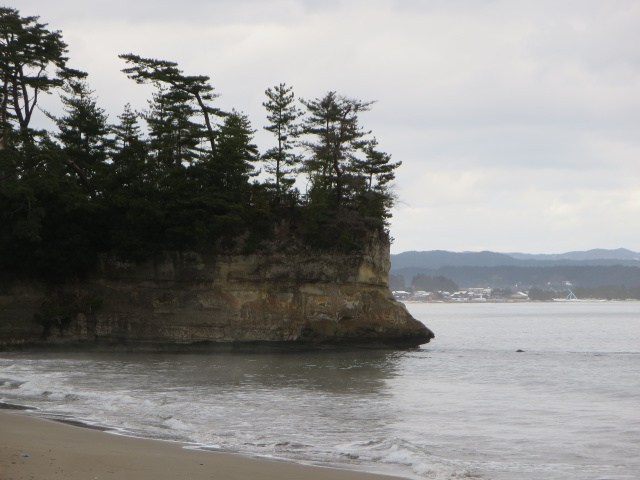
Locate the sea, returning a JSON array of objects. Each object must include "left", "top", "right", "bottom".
[{"left": 1, "top": 301, "right": 639, "bottom": 480}]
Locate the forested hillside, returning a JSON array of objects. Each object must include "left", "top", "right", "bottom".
[
  {"left": 0, "top": 8, "right": 400, "bottom": 280},
  {"left": 390, "top": 250, "right": 640, "bottom": 294}
]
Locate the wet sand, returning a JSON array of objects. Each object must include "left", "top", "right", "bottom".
[{"left": 0, "top": 412, "right": 406, "bottom": 480}]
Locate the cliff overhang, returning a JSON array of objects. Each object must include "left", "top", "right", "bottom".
[{"left": 0, "top": 239, "right": 434, "bottom": 350}]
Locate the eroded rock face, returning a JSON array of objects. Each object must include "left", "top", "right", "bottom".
[{"left": 0, "top": 239, "right": 434, "bottom": 349}]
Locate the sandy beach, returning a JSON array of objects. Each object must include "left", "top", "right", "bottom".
[{"left": 0, "top": 412, "right": 405, "bottom": 480}]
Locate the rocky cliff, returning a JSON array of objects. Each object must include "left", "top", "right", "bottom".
[{"left": 0, "top": 237, "right": 433, "bottom": 349}]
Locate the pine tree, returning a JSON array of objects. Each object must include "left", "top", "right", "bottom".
[
  {"left": 112, "top": 103, "right": 142, "bottom": 150},
  {"left": 354, "top": 138, "right": 400, "bottom": 193},
  {"left": 349, "top": 138, "right": 401, "bottom": 223},
  {"left": 212, "top": 109, "right": 258, "bottom": 193},
  {"left": 109, "top": 103, "right": 148, "bottom": 190},
  {"left": 52, "top": 78, "right": 111, "bottom": 196},
  {"left": 0, "top": 7, "right": 84, "bottom": 149},
  {"left": 144, "top": 86, "right": 204, "bottom": 170},
  {"left": 262, "top": 83, "right": 301, "bottom": 197},
  {"left": 119, "top": 54, "right": 224, "bottom": 155},
  {"left": 300, "top": 92, "right": 373, "bottom": 207}
]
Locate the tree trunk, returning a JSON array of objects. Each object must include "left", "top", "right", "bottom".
[
  {"left": 0, "top": 72, "right": 9, "bottom": 150},
  {"left": 193, "top": 90, "right": 217, "bottom": 154},
  {"left": 64, "top": 158, "right": 95, "bottom": 197}
]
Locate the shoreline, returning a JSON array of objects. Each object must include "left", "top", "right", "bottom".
[
  {"left": 399, "top": 298, "right": 639, "bottom": 303},
  {"left": 0, "top": 411, "right": 408, "bottom": 480}
]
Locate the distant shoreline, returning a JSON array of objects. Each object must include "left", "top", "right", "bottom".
[{"left": 399, "top": 299, "right": 639, "bottom": 304}]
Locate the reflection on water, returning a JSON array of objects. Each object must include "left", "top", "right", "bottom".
[{"left": 22, "top": 348, "right": 402, "bottom": 394}]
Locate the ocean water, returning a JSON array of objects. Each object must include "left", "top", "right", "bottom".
[{"left": 1, "top": 301, "right": 639, "bottom": 479}]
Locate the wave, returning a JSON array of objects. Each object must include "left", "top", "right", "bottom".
[{"left": 336, "top": 438, "right": 481, "bottom": 479}]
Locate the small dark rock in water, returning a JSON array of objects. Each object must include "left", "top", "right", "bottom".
[{"left": 516, "top": 349, "right": 525, "bottom": 353}]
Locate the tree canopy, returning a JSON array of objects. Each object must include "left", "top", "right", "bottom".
[
  {"left": 0, "top": 7, "right": 84, "bottom": 149},
  {"left": 0, "top": 8, "right": 403, "bottom": 280}
]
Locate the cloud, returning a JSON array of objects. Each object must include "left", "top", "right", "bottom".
[
  {"left": 390, "top": 163, "right": 640, "bottom": 253},
  {"left": 16, "top": 0, "right": 640, "bottom": 253}
]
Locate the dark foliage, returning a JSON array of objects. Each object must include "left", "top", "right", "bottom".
[
  {"left": 411, "top": 274, "right": 458, "bottom": 293},
  {"left": 572, "top": 286, "right": 640, "bottom": 300},
  {"left": 528, "top": 288, "right": 556, "bottom": 301},
  {"left": 0, "top": 9, "right": 401, "bottom": 281},
  {"left": 392, "top": 265, "right": 640, "bottom": 290},
  {"left": 389, "top": 274, "right": 405, "bottom": 291}
]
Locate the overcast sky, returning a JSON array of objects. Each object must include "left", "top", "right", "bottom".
[{"left": 14, "top": 0, "right": 640, "bottom": 254}]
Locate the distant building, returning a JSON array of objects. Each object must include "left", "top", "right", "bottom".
[
  {"left": 393, "top": 286, "right": 528, "bottom": 303},
  {"left": 392, "top": 291, "right": 411, "bottom": 300}
]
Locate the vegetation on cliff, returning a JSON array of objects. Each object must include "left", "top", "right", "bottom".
[{"left": 0, "top": 8, "right": 401, "bottom": 280}]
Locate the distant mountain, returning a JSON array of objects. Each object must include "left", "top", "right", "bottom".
[
  {"left": 391, "top": 250, "right": 520, "bottom": 270},
  {"left": 390, "top": 249, "right": 640, "bottom": 290},
  {"left": 507, "top": 248, "right": 640, "bottom": 262},
  {"left": 391, "top": 249, "right": 640, "bottom": 271}
]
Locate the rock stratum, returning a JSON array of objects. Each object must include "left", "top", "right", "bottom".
[{"left": 0, "top": 238, "right": 433, "bottom": 350}]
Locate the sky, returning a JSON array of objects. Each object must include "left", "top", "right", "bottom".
[{"left": 12, "top": 0, "right": 640, "bottom": 254}]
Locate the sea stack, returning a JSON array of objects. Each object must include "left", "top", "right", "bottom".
[{"left": 0, "top": 234, "right": 433, "bottom": 350}]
